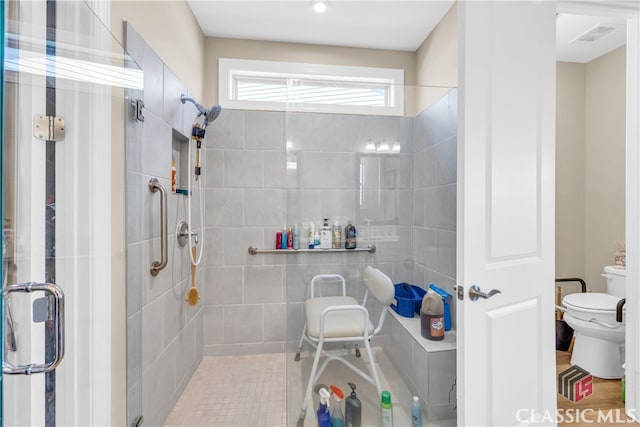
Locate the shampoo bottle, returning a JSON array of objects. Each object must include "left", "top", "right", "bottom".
[
  {"left": 281, "top": 226, "right": 288, "bottom": 250},
  {"left": 317, "top": 387, "right": 332, "bottom": 427},
  {"left": 345, "top": 383, "right": 361, "bottom": 427},
  {"left": 411, "top": 396, "right": 422, "bottom": 427},
  {"left": 293, "top": 224, "right": 300, "bottom": 250},
  {"left": 309, "top": 223, "right": 316, "bottom": 249},
  {"left": 171, "top": 160, "right": 177, "bottom": 193},
  {"left": 345, "top": 221, "right": 357, "bottom": 249},
  {"left": 320, "top": 218, "right": 332, "bottom": 249},
  {"left": 381, "top": 390, "right": 393, "bottom": 427},
  {"left": 330, "top": 385, "right": 345, "bottom": 427}
]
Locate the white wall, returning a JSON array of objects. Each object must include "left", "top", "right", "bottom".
[
  {"left": 555, "top": 46, "right": 626, "bottom": 292},
  {"left": 585, "top": 46, "right": 626, "bottom": 290},
  {"left": 415, "top": 2, "right": 458, "bottom": 112},
  {"left": 203, "top": 37, "right": 416, "bottom": 107},
  {"left": 111, "top": 1, "right": 205, "bottom": 101},
  {"left": 556, "top": 62, "right": 586, "bottom": 281}
]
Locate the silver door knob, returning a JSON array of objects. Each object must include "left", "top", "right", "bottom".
[{"left": 469, "top": 285, "right": 501, "bottom": 301}]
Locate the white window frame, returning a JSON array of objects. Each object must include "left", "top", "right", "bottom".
[{"left": 219, "top": 58, "right": 404, "bottom": 116}]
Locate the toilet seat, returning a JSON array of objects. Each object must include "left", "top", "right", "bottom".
[{"left": 563, "top": 293, "right": 623, "bottom": 313}]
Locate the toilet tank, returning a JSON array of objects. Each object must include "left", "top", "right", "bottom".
[{"left": 603, "top": 266, "right": 626, "bottom": 298}]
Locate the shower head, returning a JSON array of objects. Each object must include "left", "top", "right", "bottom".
[{"left": 180, "top": 94, "right": 222, "bottom": 128}]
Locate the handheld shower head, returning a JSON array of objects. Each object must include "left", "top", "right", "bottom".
[
  {"left": 180, "top": 94, "right": 222, "bottom": 128},
  {"left": 204, "top": 104, "right": 222, "bottom": 127}
]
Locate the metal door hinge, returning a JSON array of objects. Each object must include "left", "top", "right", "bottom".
[
  {"left": 33, "top": 115, "right": 65, "bottom": 141},
  {"left": 456, "top": 286, "right": 464, "bottom": 301},
  {"left": 135, "top": 99, "right": 145, "bottom": 122}
]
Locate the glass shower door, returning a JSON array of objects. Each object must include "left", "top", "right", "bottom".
[{"left": 2, "top": 1, "right": 141, "bottom": 425}]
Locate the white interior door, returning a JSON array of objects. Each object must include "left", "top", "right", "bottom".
[{"left": 456, "top": 2, "right": 557, "bottom": 426}]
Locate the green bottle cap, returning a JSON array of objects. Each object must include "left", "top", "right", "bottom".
[{"left": 381, "top": 390, "right": 391, "bottom": 404}]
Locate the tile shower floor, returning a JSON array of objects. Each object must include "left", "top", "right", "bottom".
[{"left": 165, "top": 349, "right": 456, "bottom": 426}]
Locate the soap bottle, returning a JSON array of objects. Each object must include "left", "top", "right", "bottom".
[
  {"left": 330, "top": 385, "right": 345, "bottom": 427},
  {"left": 293, "top": 224, "right": 300, "bottom": 250},
  {"left": 411, "top": 396, "right": 422, "bottom": 427},
  {"left": 421, "top": 289, "right": 445, "bottom": 341},
  {"left": 308, "top": 223, "right": 316, "bottom": 249},
  {"left": 317, "top": 387, "right": 332, "bottom": 427},
  {"left": 171, "top": 159, "right": 177, "bottom": 193},
  {"left": 381, "top": 390, "right": 393, "bottom": 427},
  {"left": 345, "top": 221, "right": 357, "bottom": 249},
  {"left": 314, "top": 225, "right": 321, "bottom": 248},
  {"left": 345, "top": 383, "right": 361, "bottom": 427},
  {"left": 320, "top": 218, "right": 332, "bottom": 249}
]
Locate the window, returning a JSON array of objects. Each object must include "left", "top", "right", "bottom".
[{"left": 219, "top": 58, "right": 404, "bottom": 116}]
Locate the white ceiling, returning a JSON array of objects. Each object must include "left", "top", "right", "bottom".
[
  {"left": 557, "top": 13, "right": 627, "bottom": 63},
  {"left": 187, "top": 0, "right": 455, "bottom": 51},
  {"left": 187, "top": 1, "right": 629, "bottom": 62}
]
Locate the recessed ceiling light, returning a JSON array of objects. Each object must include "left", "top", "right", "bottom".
[{"left": 313, "top": 0, "right": 328, "bottom": 14}]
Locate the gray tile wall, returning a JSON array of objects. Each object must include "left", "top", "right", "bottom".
[
  {"left": 125, "top": 24, "right": 204, "bottom": 427},
  {"left": 203, "top": 110, "right": 416, "bottom": 356},
  {"left": 412, "top": 89, "right": 458, "bottom": 328}
]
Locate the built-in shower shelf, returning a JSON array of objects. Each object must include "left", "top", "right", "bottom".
[{"left": 247, "top": 245, "right": 376, "bottom": 255}]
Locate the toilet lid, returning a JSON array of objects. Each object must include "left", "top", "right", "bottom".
[{"left": 563, "top": 293, "right": 623, "bottom": 311}]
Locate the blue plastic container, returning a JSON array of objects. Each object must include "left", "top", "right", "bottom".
[{"left": 391, "top": 283, "right": 424, "bottom": 318}]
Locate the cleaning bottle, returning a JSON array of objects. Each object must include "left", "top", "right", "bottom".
[
  {"left": 317, "top": 387, "right": 332, "bottom": 427},
  {"left": 345, "top": 220, "right": 357, "bottom": 249},
  {"left": 380, "top": 390, "right": 393, "bottom": 427},
  {"left": 411, "top": 396, "right": 422, "bottom": 427},
  {"left": 345, "top": 383, "right": 361, "bottom": 427},
  {"left": 320, "top": 218, "right": 332, "bottom": 249},
  {"left": 421, "top": 289, "right": 445, "bottom": 341},
  {"left": 330, "top": 385, "right": 345, "bottom": 427}
]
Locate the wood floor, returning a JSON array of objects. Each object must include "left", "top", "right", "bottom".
[{"left": 556, "top": 350, "right": 630, "bottom": 426}]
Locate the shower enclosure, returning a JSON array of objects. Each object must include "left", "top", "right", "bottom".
[{"left": 2, "top": 0, "right": 140, "bottom": 425}]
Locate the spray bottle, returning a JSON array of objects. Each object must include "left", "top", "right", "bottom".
[
  {"left": 345, "top": 383, "right": 361, "bottom": 427},
  {"left": 330, "top": 385, "right": 345, "bottom": 427},
  {"left": 381, "top": 390, "right": 393, "bottom": 427},
  {"left": 317, "top": 387, "right": 332, "bottom": 427}
]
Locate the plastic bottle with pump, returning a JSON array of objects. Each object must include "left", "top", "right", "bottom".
[
  {"left": 320, "top": 218, "right": 332, "bottom": 249},
  {"left": 411, "top": 396, "right": 422, "bottom": 427},
  {"left": 345, "top": 382, "right": 361, "bottom": 427},
  {"left": 330, "top": 385, "right": 345, "bottom": 427},
  {"left": 421, "top": 289, "right": 445, "bottom": 341},
  {"left": 317, "top": 387, "right": 332, "bottom": 427},
  {"left": 381, "top": 390, "right": 393, "bottom": 427}
]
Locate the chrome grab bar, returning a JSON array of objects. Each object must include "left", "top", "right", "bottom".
[
  {"left": 149, "top": 178, "right": 168, "bottom": 276},
  {"left": 588, "top": 318, "right": 623, "bottom": 329},
  {"left": 3, "top": 282, "right": 65, "bottom": 375}
]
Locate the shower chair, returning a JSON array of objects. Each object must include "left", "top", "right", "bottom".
[{"left": 295, "top": 266, "right": 394, "bottom": 423}]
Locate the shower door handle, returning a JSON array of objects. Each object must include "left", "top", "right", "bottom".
[
  {"left": 2, "top": 282, "right": 65, "bottom": 375},
  {"left": 149, "top": 178, "right": 168, "bottom": 276}
]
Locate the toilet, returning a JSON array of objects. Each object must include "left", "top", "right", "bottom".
[{"left": 562, "top": 266, "right": 626, "bottom": 379}]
